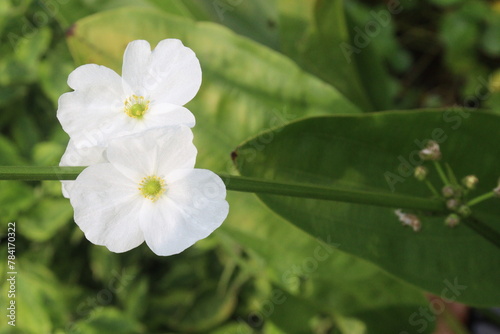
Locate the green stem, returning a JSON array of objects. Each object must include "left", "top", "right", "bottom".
[
  {"left": 467, "top": 191, "right": 496, "bottom": 207},
  {"left": 0, "top": 166, "right": 85, "bottom": 180},
  {"left": 0, "top": 166, "right": 446, "bottom": 212},
  {"left": 445, "top": 163, "right": 459, "bottom": 186},
  {"left": 219, "top": 174, "right": 444, "bottom": 211},
  {"left": 433, "top": 161, "right": 450, "bottom": 185},
  {"left": 425, "top": 180, "right": 440, "bottom": 198}
]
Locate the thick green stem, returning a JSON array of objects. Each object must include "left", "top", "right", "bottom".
[
  {"left": 0, "top": 166, "right": 445, "bottom": 212},
  {"left": 0, "top": 166, "right": 85, "bottom": 180},
  {"left": 219, "top": 174, "right": 445, "bottom": 211}
]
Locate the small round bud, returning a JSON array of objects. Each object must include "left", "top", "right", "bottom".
[
  {"left": 414, "top": 166, "right": 428, "bottom": 181},
  {"left": 446, "top": 198, "right": 460, "bottom": 210},
  {"left": 494, "top": 185, "right": 500, "bottom": 198},
  {"left": 495, "top": 179, "right": 500, "bottom": 198},
  {"left": 419, "top": 140, "right": 441, "bottom": 161},
  {"left": 445, "top": 214, "right": 460, "bottom": 227},
  {"left": 457, "top": 205, "right": 471, "bottom": 217},
  {"left": 442, "top": 185, "right": 462, "bottom": 199},
  {"left": 442, "top": 185, "right": 455, "bottom": 198},
  {"left": 462, "top": 175, "right": 478, "bottom": 190}
]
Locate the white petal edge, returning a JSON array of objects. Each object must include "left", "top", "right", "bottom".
[
  {"left": 143, "top": 102, "right": 195, "bottom": 129},
  {"left": 146, "top": 39, "right": 202, "bottom": 106},
  {"left": 67, "top": 64, "right": 123, "bottom": 93},
  {"left": 70, "top": 163, "right": 145, "bottom": 253}
]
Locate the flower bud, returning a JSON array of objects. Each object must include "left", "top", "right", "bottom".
[
  {"left": 446, "top": 198, "right": 460, "bottom": 210},
  {"left": 442, "top": 185, "right": 462, "bottom": 199},
  {"left": 495, "top": 179, "right": 500, "bottom": 198},
  {"left": 419, "top": 140, "right": 441, "bottom": 161},
  {"left": 395, "top": 209, "right": 421, "bottom": 232},
  {"left": 414, "top": 166, "right": 428, "bottom": 181},
  {"left": 445, "top": 214, "right": 460, "bottom": 227},
  {"left": 442, "top": 185, "right": 455, "bottom": 198},
  {"left": 494, "top": 185, "right": 500, "bottom": 198},
  {"left": 462, "top": 175, "right": 478, "bottom": 190},
  {"left": 457, "top": 205, "right": 471, "bottom": 217}
]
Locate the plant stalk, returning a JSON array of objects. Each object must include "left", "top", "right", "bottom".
[{"left": 0, "top": 166, "right": 446, "bottom": 212}]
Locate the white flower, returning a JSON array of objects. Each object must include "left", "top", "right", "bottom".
[
  {"left": 67, "top": 126, "right": 229, "bottom": 256},
  {"left": 57, "top": 39, "right": 201, "bottom": 148}
]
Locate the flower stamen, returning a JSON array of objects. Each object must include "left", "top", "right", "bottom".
[
  {"left": 124, "top": 95, "right": 150, "bottom": 119},
  {"left": 139, "top": 175, "right": 166, "bottom": 202}
]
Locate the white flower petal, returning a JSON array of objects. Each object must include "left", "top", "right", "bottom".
[
  {"left": 67, "top": 64, "right": 123, "bottom": 93},
  {"left": 146, "top": 39, "right": 202, "bottom": 106},
  {"left": 106, "top": 126, "right": 196, "bottom": 181},
  {"left": 139, "top": 169, "right": 228, "bottom": 256},
  {"left": 154, "top": 126, "right": 197, "bottom": 176},
  {"left": 57, "top": 88, "right": 125, "bottom": 147},
  {"left": 143, "top": 102, "right": 195, "bottom": 129},
  {"left": 60, "top": 139, "right": 107, "bottom": 198},
  {"left": 70, "top": 164, "right": 145, "bottom": 253},
  {"left": 60, "top": 139, "right": 107, "bottom": 167},
  {"left": 122, "top": 40, "right": 152, "bottom": 96}
]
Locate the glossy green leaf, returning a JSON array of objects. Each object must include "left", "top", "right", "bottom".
[
  {"left": 344, "top": 1, "right": 400, "bottom": 110},
  {"left": 235, "top": 110, "right": 500, "bottom": 306},
  {"left": 53, "top": 0, "right": 155, "bottom": 29},
  {"left": 150, "top": 0, "right": 280, "bottom": 49},
  {"left": 277, "top": 0, "right": 373, "bottom": 111}
]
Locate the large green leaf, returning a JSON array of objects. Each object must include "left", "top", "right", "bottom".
[
  {"left": 152, "top": 0, "right": 280, "bottom": 49},
  {"left": 277, "top": 0, "right": 375, "bottom": 111},
  {"left": 235, "top": 110, "right": 500, "bottom": 306},
  {"left": 67, "top": 7, "right": 433, "bottom": 332}
]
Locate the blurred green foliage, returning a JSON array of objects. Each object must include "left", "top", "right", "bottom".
[{"left": 0, "top": 0, "right": 499, "bottom": 333}]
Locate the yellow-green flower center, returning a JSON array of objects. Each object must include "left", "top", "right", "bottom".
[
  {"left": 124, "top": 95, "right": 150, "bottom": 119},
  {"left": 139, "top": 175, "right": 166, "bottom": 202}
]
